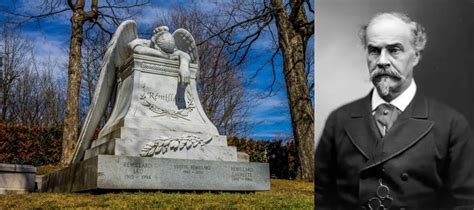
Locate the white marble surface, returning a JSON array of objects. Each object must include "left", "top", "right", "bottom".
[
  {"left": 73, "top": 21, "right": 241, "bottom": 164},
  {"left": 82, "top": 54, "right": 239, "bottom": 161},
  {"left": 42, "top": 155, "right": 270, "bottom": 192},
  {"left": 84, "top": 138, "right": 237, "bottom": 161}
]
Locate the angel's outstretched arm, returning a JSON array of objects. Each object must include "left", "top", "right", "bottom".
[{"left": 129, "top": 39, "right": 170, "bottom": 59}]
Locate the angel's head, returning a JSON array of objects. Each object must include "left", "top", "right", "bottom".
[{"left": 152, "top": 26, "right": 176, "bottom": 54}]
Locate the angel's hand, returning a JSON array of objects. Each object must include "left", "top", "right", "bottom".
[
  {"left": 180, "top": 68, "right": 190, "bottom": 85},
  {"left": 176, "top": 53, "right": 191, "bottom": 86}
]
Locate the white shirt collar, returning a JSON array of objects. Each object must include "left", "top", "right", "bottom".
[{"left": 371, "top": 79, "right": 417, "bottom": 112}]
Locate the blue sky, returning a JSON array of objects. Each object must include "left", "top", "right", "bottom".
[{"left": 0, "top": 0, "right": 300, "bottom": 140}]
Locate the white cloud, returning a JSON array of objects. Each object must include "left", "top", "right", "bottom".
[
  {"left": 253, "top": 115, "right": 289, "bottom": 124},
  {"left": 15, "top": 30, "right": 69, "bottom": 81},
  {"left": 247, "top": 92, "right": 291, "bottom": 130},
  {"left": 133, "top": 5, "right": 171, "bottom": 31},
  {"left": 190, "top": 1, "right": 219, "bottom": 12},
  {"left": 14, "top": 0, "right": 71, "bottom": 25},
  {"left": 253, "top": 96, "right": 287, "bottom": 111},
  {"left": 23, "top": 31, "right": 68, "bottom": 64},
  {"left": 249, "top": 132, "right": 291, "bottom": 139}
]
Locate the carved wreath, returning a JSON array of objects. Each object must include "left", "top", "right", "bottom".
[
  {"left": 139, "top": 88, "right": 195, "bottom": 120},
  {"left": 139, "top": 135, "right": 212, "bottom": 157}
]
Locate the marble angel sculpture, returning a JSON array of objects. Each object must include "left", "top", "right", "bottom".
[
  {"left": 129, "top": 26, "right": 197, "bottom": 85},
  {"left": 71, "top": 20, "right": 199, "bottom": 164}
]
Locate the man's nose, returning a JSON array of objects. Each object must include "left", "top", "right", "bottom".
[{"left": 376, "top": 50, "right": 390, "bottom": 69}]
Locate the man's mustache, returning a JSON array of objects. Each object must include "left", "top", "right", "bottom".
[{"left": 369, "top": 68, "right": 405, "bottom": 81}]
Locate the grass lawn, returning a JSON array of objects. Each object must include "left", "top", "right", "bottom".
[{"left": 0, "top": 179, "right": 313, "bottom": 208}]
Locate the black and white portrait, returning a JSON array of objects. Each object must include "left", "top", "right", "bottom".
[{"left": 315, "top": 0, "right": 474, "bottom": 209}]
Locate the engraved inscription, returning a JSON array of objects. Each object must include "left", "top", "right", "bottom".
[
  {"left": 139, "top": 85, "right": 196, "bottom": 120},
  {"left": 123, "top": 161, "right": 152, "bottom": 180},
  {"left": 231, "top": 167, "right": 254, "bottom": 182},
  {"left": 123, "top": 162, "right": 152, "bottom": 168},
  {"left": 174, "top": 164, "right": 211, "bottom": 175},
  {"left": 141, "top": 62, "right": 178, "bottom": 73},
  {"left": 144, "top": 91, "right": 186, "bottom": 107}
]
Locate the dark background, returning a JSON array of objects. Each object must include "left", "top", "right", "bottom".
[
  {"left": 316, "top": 0, "right": 474, "bottom": 141},
  {"left": 410, "top": 0, "right": 474, "bottom": 128}
]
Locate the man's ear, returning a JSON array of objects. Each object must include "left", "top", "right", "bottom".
[{"left": 412, "top": 51, "right": 421, "bottom": 67}]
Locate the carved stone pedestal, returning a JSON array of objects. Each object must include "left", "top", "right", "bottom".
[
  {"left": 41, "top": 155, "right": 270, "bottom": 192},
  {"left": 84, "top": 54, "right": 238, "bottom": 161}
]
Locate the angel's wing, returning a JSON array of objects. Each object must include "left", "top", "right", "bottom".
[
  {"left": 71, "top": 20, "right": 138, "bottom": 164},
  {"left": 173, "top": 29, "right": 199, "bottom": 65}
]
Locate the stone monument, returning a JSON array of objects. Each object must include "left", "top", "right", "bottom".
[
  {"left": 0, "top": 163, "right": 36, "bottom": 194},
  {"left": 41, "top": 20, "right": 270, "bottom": 192}
]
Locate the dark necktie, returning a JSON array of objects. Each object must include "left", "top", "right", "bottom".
[{"left": 374, "top": 103, "right": 401, "bottom": 136}]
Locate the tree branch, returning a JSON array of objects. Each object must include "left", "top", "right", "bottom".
[
  {"left": 97, "top": 1, "right": 150, "bottom": 10},
  {"left": 1, "top": 8, "right": 70, "bottom": 24},
  {"left": 67, "top": 0, "right": 75, "bottom": 10},
  {"left": 305, "top": 0, "right": 314, "bottom": 13},
  {"left": 198, "top": 9, "right": 272, "bottom": 45},
  {"left": 304, "top": 20, "right": 314, "bottom": 37},
  {"left": 289, "top": 0, "right": 305, "bottom": 22}
]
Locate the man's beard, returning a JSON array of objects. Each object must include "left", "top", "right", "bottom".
[{"left": 369, "top": 68, "right": 405, "bottom": 96}]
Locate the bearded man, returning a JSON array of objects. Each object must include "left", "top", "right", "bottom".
[{"left": 315, "top": 12, "right": 474, "bottom": 209}]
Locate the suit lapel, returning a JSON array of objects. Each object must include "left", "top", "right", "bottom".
[
  {"left": 344, "top": 92, "right": 380, "bottom": 160},
  {"left": 363, "top": 91, "right": 434, "bottom": 170}
]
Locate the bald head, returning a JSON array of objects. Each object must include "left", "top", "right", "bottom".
[{"left": 359, "top": 12, "right": 427, "bottom": 54}]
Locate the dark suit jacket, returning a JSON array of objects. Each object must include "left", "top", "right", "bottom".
[{"left": 315, "top": 90, "right": 474, "bottom": 209}]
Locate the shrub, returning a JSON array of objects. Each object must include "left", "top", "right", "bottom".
[
  {"left": 0, "top": 123, "right": 62, "bottom": 166},
  {"left": 227, "top": 136, "right": 297, "bottom": 179},
  {"left": 0, "top": 124, "right": 298, "bottom": 179}
]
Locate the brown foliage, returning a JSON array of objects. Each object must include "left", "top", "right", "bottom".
[
  {"left": 227, "top": 136, "right": 297, "bottom": 179},
  {"left": 0, "top": 123, "right": 62, "bottom": 166},
  {"left": 0, "top": 124, "right": 298, "bottom": 180}
]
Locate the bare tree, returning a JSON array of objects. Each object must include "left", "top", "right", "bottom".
[
  {"left": 0, "top": 25, "right": 32, "bottom": 123},
  {"left": 11, "top": 66, "right": 39, "bottom": 125},
  {"left": 79, "top": 26, "right": 110, "bottom": 123},
  {"left": 153, "top": 6, "right": 252, "bottom": 137},
  {"left": 272, "top": 0, "right": 314, "bottom": 181},
  {"left": 198, "top": 0, "right": 314, "bottom": 181},
  {"left": 61, "top": 0, "right": 146, "bottom": 166},
  {"left": 0, "top": 24, "right": 65, "bottom": 127},
  {"left": 1, "top": 0, "right": 149, "bottom": 165},
  {"left": 30, "top": 56, "right": 66, "bottom": 127},
  {"left": 10, "top": 69, "right": 64, "bottom": 126}
]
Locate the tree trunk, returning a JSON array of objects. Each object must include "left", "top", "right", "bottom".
[
  {"left": 271, "top": 0, "right": 314, "bottom": 181},
  {"left": 60, "top": 12, "right": 85, "bottom": 166}
]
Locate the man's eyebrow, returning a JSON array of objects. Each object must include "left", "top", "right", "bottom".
[
  {"left": 367, "top": 44, "right": 380, "bottom": 49},
  {"left": 387, "top": 43, "right": 404, "bottom": 49}
]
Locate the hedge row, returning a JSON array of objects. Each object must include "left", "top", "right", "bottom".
[
  {"left": 0, "top": 124, "right": 298, "bottom": 179},
  {"left": 227, "top": 136, "right": 298, "bottom": 179},
  {"left": 0, "top": 124, "right": 62, "bottom": 166}
]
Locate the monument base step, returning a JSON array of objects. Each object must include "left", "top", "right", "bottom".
[
  {"left": 41, "top": 155, "right": 270, "bottom": 192},
  {"left": 84, "top": 138, "right": 238, "bottom": 161}
]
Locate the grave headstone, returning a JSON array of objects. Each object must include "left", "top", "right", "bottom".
[{"left": 0, "top": 163, "right": 36, "bottom": 194}]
